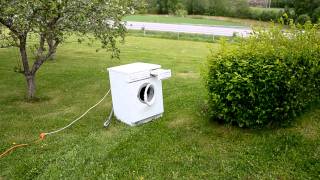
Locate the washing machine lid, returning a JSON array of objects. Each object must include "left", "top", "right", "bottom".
[
  {"left": 108, "top": 62, "right": 162, "bottom": 83},
  {"left": 108, "top": 62, "right": 161, "bottom": 75}
]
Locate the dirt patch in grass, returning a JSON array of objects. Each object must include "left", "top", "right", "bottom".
[
  {"left": 101, "top": 123, "right": 123, "bottom": 138},
  {"left": 293, "top": 109, "right": 320, "bottom": 140},
  {"left": 176, "top": 71, "right": 199, "bottom": 79},
  {"left": 167, "top": 115, "right": 194, "bottom": 128}
]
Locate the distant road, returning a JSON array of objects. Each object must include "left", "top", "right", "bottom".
[{"left": 125, "top": 21, "right": 252, "bottom": 37}]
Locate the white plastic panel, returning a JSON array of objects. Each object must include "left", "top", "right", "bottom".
[
  {"left": 151, "top": 69, "right": 172, "bottom": 80},
  {"left": 127, "top": 70, "right": 151, "bottom": 83},
  {"left": 108, "top": 62, "right": 161, "bottom": 75}
]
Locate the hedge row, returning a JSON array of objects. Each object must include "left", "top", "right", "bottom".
[
  {"left": 204, "top": 22, "right": 320, "bottom": 127},
  {"left": 248, "top": 7, "right": 284, "bottom": 21},
  {"left": 139, "top": 0, "right": 285, "bottom": 22}
]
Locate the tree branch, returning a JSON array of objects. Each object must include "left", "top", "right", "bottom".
[
  {"left": 31, "top": 39, "right": 59, "bottom": 74},
  {"left": 0, "top": 17, "right": 19, "bottom": 35},
  {"left": 19, "top": 35, "right": 30, "bottom": 75}
]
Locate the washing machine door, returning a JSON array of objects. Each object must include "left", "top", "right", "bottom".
[{"left": 138, "top": 83, "right": 155, "bottom": 106}]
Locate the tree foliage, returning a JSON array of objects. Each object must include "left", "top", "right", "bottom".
[
  {"left": 283, "top": 0, "right": 320, "bottom": 23},
  {"left": 140, "top": 0, "right": 320, "bottom": 23},
  {"left": 0, "top": 0, "right": 134, "bottom": 99},
  {"left": 143, "top": 0, "right": 249, "bottom": 17}
]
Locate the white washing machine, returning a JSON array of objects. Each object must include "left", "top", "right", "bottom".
[{"left": 107, "top": 62, "right": 171, "bottom": 126}]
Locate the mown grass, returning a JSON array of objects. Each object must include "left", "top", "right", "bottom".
[
  {"left": 0, "top": 36, "right": 319, "bottom": 179},
  {"left": 128, "top": 30, "right": 232, "bottom": 43},
  {"left": 124, "top": 14, "right": 245, "bottom": 27}
]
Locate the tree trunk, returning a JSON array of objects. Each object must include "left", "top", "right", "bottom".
[
  {"left": 19, "top": 36, "right": 30, "bottom": 75},
  {"left": 48, "top": 52, "right": 56, "bottom": 60},
  {"left": 19, "top": 32, "right": 59, "bottom": 100},
  {"left": 18, "top": 35, "right": 36, "bottom": 100},
  {"left": 269, "top": 0, "right": 272, "bottom": 8},
  {"left": 265, "top": 0, "right": 268, "bottom": 8},
  {"left": 26, "top": 75, "right": 36, "bottom": 100}
]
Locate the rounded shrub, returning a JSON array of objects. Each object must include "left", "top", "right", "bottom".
[
  {"left": 174, "top": 3, "right": 188, "bottom": 17},
  {"left": 174, "top": 9, "right": 188, "bottom": 17},
  {"left": 248, "top": 8, "right": 282, "bottom": 21},
  {"left": 249, "top": 9, "right": 261, "bottom": 20},
  {"left": 297, "top": 14, "right": 311, "bottom": 24},
  {"left": 203, "top": 22, "right": 320, "bottom": 128},
  {"left": 260, "top": 10, "right": 279, "bottom": 21}
]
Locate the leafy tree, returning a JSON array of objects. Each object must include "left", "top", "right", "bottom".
[
  {"left": 271, "top": 0, "right": 290, "bottom": 8},
  {"left": 285, "top": 0, "right": 320, "bottom": 22},
  {"left": 156, "top": 0, "right": 169, "bottom": 14},
  {"left": 312, "top": 7, "right": 320, "bottom": 22},
  {"left": 207, "top": 0, "right": 228, "bottom": 16},
  {"left": 0, "top": 0, "right": 134, "bottom": 99},
  {"left": 185, "top": 0, "right": 209, "bottom": 15},
  {"left": 292, "top": 0, "right": 320, "bottom": 16},
  {"left": 167, "top": 0, "right": 179, "bottom": 14}
]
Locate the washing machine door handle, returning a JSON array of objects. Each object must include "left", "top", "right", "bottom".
[{"left": 144, "top": 83, "right": 155, "bottom": 106}]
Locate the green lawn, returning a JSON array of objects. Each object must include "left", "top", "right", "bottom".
[
  {"left": 124, "top": 14, "right": 245, "bottom": 27},
  {"left": 0, "top": 36, "right": 319, "bottom": 179},
  {"left": 128, "top": 30, "right": 223, "bottom": 43}
]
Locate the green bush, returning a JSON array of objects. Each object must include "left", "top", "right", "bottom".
[
  {"left": 174, "top": 9, "right": 188, "bottom": 17},
  {"left": 174, "top": 2, "right": 188, "bottom": 17},
  {"left": 287, "top": 0, "right": 320, "bottom": 23},
  {"left": 297, "top": 14, "right": 311, "bottom": 24},
  {"left": 260, "top": 10, "right": 279, "bottom": 21},
  {"left": 204, "top": 22, "right": 320, "bottom": 128},
  {"left": 248, "top": 7, "right": 284, "bottom": 21}
]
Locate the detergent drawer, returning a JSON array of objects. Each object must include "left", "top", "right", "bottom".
[{"left": 126, "top": 70, "right": 152, "bottom": 83}]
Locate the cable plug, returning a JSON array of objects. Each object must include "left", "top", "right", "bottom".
[{"left": 40, "top": 133, "right": 46, "bottom": 140}]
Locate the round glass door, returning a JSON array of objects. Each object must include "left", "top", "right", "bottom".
[{"left": 138, "top": 83, "right": 155, "bottom": 106}]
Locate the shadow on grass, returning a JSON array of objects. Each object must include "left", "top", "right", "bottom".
[
  {"left": 3, "top": 95, "right": 53, "bottom": 104},
  {"left": 199, "top": 98, "right": 320, "bottom": 131},
  {"left": 25, "top": 96, "right": 52, "bottom": 103}
]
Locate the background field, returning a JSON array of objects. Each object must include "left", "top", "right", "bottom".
[
  {"left": 124, "top": 14, "right": 274, "bottom": 28},
  {"left": 124, "top": 15, "right": 246, "bottom": 27},
  {"left": 0, "top": 36, "right": 319, "bottom": 179}
]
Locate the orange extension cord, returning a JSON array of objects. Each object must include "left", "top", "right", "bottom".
[
  {"left": 0, "top": 144, "right": 29, "bottom": 158},
  {"left": 0, "top": 89, "right": 110, "bottom": 159},
  {"left": 0, "top": 137, "right": 44, "bottom": 159}
]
